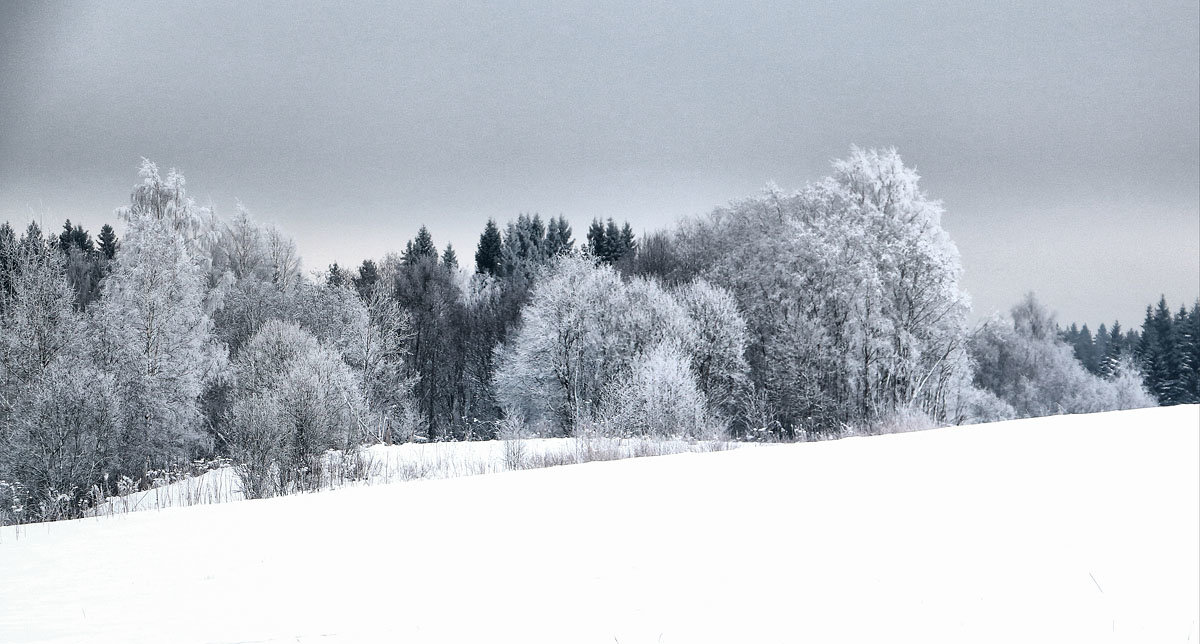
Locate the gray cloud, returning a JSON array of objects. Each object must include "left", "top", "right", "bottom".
[{"left": 1, "top": 0, "right": 1197, "bottom": 325}]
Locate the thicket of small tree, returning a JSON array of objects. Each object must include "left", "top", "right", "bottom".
[{"left": 0, "top": 149, "right": 1183, "bottom": 523}]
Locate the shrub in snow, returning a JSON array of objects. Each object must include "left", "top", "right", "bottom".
[
  {"left": 1, "top": 360, "right": 121, "bottom": 520},
  {"left": 493, "top": 254, "right": 748, "bottom": 435},
  {"left": 228, "top": 320, "right": 367, "bottom": 497},
  {"left": 598, "top": 343, "right": 723, "bottom": 440}
]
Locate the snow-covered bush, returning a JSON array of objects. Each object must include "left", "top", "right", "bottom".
[
  {"left": 493, "top": 254, "right": 748, "bottom": 435},
  {"left": 673, "top": 148, "right": 972, "bottom": 434},
  {"left": 228, "top": 320, "right": 367, "bottom": 497},
  {"left": 1, "top": 360, "right": 121, "bottom": 519},
  {"left": 970, "top": 295, "right": 1156, "bottom": 418},
  {"left": 598, "top": 342, "right": 722, "bottom": 440}
]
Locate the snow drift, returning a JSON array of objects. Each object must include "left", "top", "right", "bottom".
[{"left": 1, "top": 406, "right": 1197, "bottom": 643}]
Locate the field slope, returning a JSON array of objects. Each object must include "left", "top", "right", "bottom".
[{"left": 2, "top": 406, "right": 1197, "bottom": 643}]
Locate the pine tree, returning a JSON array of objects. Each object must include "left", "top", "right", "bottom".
[
  {"left": 326, "top": 262, "right": 347, "bottom": 287},
  {"left": 1098, "top": 321, "right": 1125, "bottom": 378},
  {"left": 403, "top": 226, "right": 438, "bottom": 266},
  {"left": 1077, "top": 324, "right": 1097, "bottom": 373},
  {"left": 545, "top": 215, "right": 574, "bottom": 256},
  {"left": 97, "top": 224, "right": 119, "bottom": 261},
  {"left": 1182, "top": 301, "right": 1200, "bottom": 402},
  {"left": 58, "top": 220, "right": 94, "bottom": 255},
  {"left": 474, "top": 219, "right": 503, "bottom": 276},
  {"left": 585, "top": 218, "right": 607, "bottom": 262},
  {"left": 1138, "top": 297, "right": 1184, "bottom": 404},
  {"left": 0, "top": 222, "right": 17, "bottom": 304},
  {"left": 442, "top": 243, "right": 458, "bottom": 271},
  {"left": 353, "top": 259, "right": 380, "bottom": 298},
  {"left": 619, "top": 222, "right": 636, "bottom": 259},
  {"left": 603, "top": 218, "right": 621, "bottom": 263}
]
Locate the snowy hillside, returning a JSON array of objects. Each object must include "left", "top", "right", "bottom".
[{"left": 1, "top": 406, "right": 1197, "bottom": 643}]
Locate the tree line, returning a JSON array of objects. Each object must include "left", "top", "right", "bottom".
[
  {"left": 1060, "top": 297, "right": 1200, "bottom": 406},
  {"left": 0, "top": 149, "right": 1183, "bottom": 523}
]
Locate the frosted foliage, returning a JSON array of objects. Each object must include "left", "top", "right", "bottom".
[
  {"left": 120, "top": 159, "right": 219, "bottom": 263},
  {"left": 970, "top": 296, "right": 1156, "bottom": 417},
  {"left": 91, "top": 212, "right": 224, "bottom": 470},
  {"left": 672, "top": 279, "right": 749, "bottom": 413},
  {"left": 677, "top": 147, "right": 971, "bottom": 433},
  {"left": 599, "top": 342, "right": 717, "bottom": 439},
  {"left": 493, "top": 255, "right": 748, "bottom": 434},
  {"left": 2, "top": 361, "right": 120, "bottom": 519},
  {"left": 0, "top": 235, "right": 80, "bottom": 388},
  {"left": 229, "top": 320, "right": 367, "bottom": 497}
]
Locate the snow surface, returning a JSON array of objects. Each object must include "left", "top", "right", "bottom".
[
  {"left": 1, "top": 406, "right": 1197, "bottom": 643},
  {"left": 86, "top": 437, "right": 733, "bottom": 516}
]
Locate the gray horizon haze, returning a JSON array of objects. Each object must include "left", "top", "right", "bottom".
[{"left": 2, "top": 0, "right": 1197, "bottom": 326}]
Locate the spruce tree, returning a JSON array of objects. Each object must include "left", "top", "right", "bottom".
[
  {"left": 1182, "top": 301, "right": 1200, "bottom": 402},
  {"left": 353, "top": 259, "right": 379, "bottom": 299},
  {"left": 585, "top": 218, "right": 607, "bottom": 261},
  {"left": 619, "top": 222, "right": 636, "bottom": 259},
  {"left": 403, "top": 226, "right": 438, "bottom": 266},
  {"left": 326, "top": 262, "right": 347, "bottom": 287},
  {"left": 97, "top": 224, "right": 119, "bottom": 261},
  {"left": 1077, "top": 324, "right": 1097, "bottom": 373},
  {"left": 545, "top": 215, "right": 573, "bottom": 256},
  {"left": 603, "top": 218, "right": 621, "bottom": 263},
  {"left": 474, "top": 219, "right": 503, "bottom": 276},
  {"left": 442, "top": 243, "right": 458, "bottom": 271},
  {"left": 1138, "top": 297, "right": 1184, "bottom": 404},
  {"left": 1099, "top": 321, "right": 1123, "bottom": 378}
]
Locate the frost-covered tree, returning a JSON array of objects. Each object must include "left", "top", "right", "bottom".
[
  {"left": 493, "top": 255, "right": 747, "bottom": 435},
  {"left": 0, "top": 229, "right": 80, "bottom": 390},
  {"left": 671, "top": 279, "right": 750, "bottom": 415},
  {"left": 93, "top": 174, "right": 224, "bottom": 473},
  {"left": 599, "top": 342, "right": 717, "bottom": 439},
  {"left": 2, "top": 361, "right": 120, "bottom": 519},
  {"left": 0, "top": 226, "right": 119, "bottom": 519},
  {"left": 970, "top": 294, "right": 1155, "bottom": 417},
  {"left": 673, "top": 148, "right": 972, "bottom": 435},
  {"left": 228, "top": 320, "right": 365, "bottom": 496}
]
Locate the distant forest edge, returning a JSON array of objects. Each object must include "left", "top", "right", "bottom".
[{"left": 1, "top": 148, "right": 1196, "bottom": 523}]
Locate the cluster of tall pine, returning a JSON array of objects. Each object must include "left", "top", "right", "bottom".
[{"left": 1061, "top": 297, "right": 1200, "bottom": 406}]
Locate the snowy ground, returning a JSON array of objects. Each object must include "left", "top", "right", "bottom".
[
  {"left": 2, "top": 406, "right": 1197, "bottom": 643},
  {"left": 88, "top": 436, "right": 734, "bottom": 516}
]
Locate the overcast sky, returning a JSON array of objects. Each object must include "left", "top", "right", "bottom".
[{"left": 1, "top": 1, "right": 1197, "bottom": 326}]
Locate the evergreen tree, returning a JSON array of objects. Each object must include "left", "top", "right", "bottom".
[
  {"left": 474, "top": 219, "right": 503, "bottom": 276},
  {"left": 1181, "top": 301, "right": 1200, "bottom": 402},
  {"left": 1138, "top": 297, "right": 1184, "bottom": 404},
  {"left": 442, "top": 243, "right": 458, "bottom": 271},
  {"left": 585, "top": 218, "right": 608, "bottom": 261},
  {"left": 619, "top": 222, "right": 636, "bottom": 259},
  {"left": 544, "top": 215, "right": 574, "bottom": 256},
  {"left": 403, "top": 226, "right": 438, "bottom": 266},
  {"left": 353, "top": 259, "right": 379, "bottom": 299},
  {"left": 58, "top": 220, "right": 94, "bottom": 255},
  {"left": 1076, "top": 324, "right": 1097, "bottom": 373},
  {"left": 0, "top": 222, "right": 17, "bottom": 305},
  {"left": 1093, "top": 323, "right": 1109, "bottom": 372},
  {"left": 326, "top": 262, "right": 347, "bottom": 287},
  {"left": 603, "top": 218, "right": 622, "bottom": 262},
  {"left": 97, "top": 224, "right": 119, "bottom": 261}
]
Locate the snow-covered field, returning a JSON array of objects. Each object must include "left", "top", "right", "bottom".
[
  {"left": 87, "top": 437, "right": 734, "bottom": 516},
  {"left": 2, "top": 406, "right": 1196, "bottom": 643}
]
